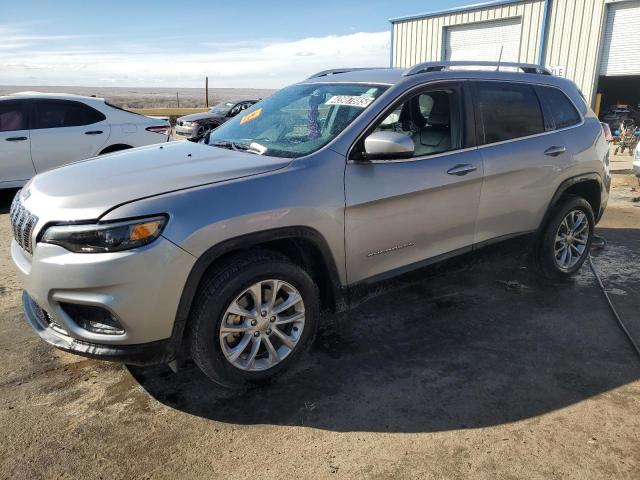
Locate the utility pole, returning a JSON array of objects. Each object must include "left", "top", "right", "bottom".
[
  {"left": 176, "top": 92, "right": 180, "bottom": 108},
  {"left": 205, "top": 77, "right": 209, "bottom": 108}
]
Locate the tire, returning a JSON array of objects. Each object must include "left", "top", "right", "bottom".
[
  {"left": 187, "top": 250, "right": 320, "bottom": 388},
  {"left": 535, "top": 196, "right": 595, "bottom": 279}
]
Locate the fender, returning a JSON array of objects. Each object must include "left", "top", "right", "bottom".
[
  {"left": 539, "top": 172, "right": 603, "bottom": 231},
  {"left": 168, "top": 226, "right": 346, "bottom": 354}
]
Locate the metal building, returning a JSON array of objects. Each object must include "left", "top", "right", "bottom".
[{"left": 390, "top": 0, "right": 640, "bottom": 114}]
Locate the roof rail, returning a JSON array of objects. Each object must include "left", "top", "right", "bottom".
[
  {"left": 403, "top": 61, "right": 552, "bottom": 76},
  {"left": 307, "top": 67, "right": 385, "bottom": 79}
]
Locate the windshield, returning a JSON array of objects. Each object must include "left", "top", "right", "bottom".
[
  {"left": 210, "top": 102, "right": 236, "bottom": 114},
  {"left": 207, "top": 83, "right": 387, "bottom": 158}
]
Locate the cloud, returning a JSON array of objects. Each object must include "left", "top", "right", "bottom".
[{"left": 0, "top": 25, "right": 390, "bottom": 88}]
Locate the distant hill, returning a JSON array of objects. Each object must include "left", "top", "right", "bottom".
[{"left": 0, "top": 85, "right": 276, "bottom": 109}]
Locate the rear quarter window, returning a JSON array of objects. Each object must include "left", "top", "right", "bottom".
[
  {"left": 535, "top": 86, "right": 581, "bottom": 129},
  {"left": 476, "top": 82, "right": 544, "bottom": 144}
]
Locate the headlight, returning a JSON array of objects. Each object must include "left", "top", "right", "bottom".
[
  {"left": 41, "top": 215, "right": 167, "bottom": 253},
  {"left": 183, "top": 121, "right": 198, "bottom": 128}
]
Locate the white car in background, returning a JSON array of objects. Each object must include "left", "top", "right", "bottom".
[
  {"left": 0, "top": 92, "right": 171, "bottom": 189},
  {"left": 634, "top": 143, "right": 640, "bottom": 177}
]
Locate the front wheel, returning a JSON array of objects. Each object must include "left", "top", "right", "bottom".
[
  {"left": 187, "top": 251, "right": 320, "bottom": 388},
  {"left": 535, "top": 197, "right": 594, "bottom": 279}
]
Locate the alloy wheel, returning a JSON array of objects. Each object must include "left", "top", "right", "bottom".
[
  {"left": 219, "top": 279, "right": 305, "bottom": 371},
  {"left": 554, "top": 209, "right": 590, "bottom": 270}
]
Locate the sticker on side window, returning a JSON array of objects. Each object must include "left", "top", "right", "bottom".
[
  {"left": 325, "top": 95, "right": 374, "bottom": 108},
  {"left": 240, "top": 108, "right": 262, "bottom": 124}
]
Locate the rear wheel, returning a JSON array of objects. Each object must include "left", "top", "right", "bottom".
[
  {"left": 536, "top": 196, "right": 594, "bottom": 279},
  {"left": 187, "top": 251, "right": 319, "bottom": 387}
]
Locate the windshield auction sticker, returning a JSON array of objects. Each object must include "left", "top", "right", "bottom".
[
  {"left": 240, "top": 108, "right": 262, "bottom": 124},
  {"left": 325, "top": 95, "right": 374, "bottom": 108}
]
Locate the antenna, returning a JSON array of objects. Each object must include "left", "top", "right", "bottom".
[{"left": 496, "top": 46, "right": 504, "bottom": 71}]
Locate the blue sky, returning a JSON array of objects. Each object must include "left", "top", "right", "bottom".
[{"left": 0, "top": 0, "right": 474, "bottom": 87}]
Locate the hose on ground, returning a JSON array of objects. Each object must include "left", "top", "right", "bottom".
[{"left": 588, "top": 254, "right": 640, "bottom": 360}]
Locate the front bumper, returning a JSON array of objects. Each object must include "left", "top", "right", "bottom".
[
  {"left": 175, "top": 125, "right": 197, "bottom": 137},
  {"left": 23, "top": 292, "right": 174, "bottom": 365},
  {"left": 12, "top": 235, "right": 196, "bottom": 362}
]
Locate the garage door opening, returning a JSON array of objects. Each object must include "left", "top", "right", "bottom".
[
  {"left": 596, "top": 75, "right": 640, "bottom": 126},
  {"left": 597, "top": 76, "right": 640, "bottom": 112}
]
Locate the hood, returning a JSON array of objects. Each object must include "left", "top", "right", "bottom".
[
  {"left": 179, "top": 112, "right": 226, "bottom": 122},
  {"left": 24, "top": 140, "right": 291, "bottom": 221}
]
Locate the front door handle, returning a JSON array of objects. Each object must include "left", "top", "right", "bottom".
[
  {"left": 85, "top": 130, "right": 103, "bottom": 135},
  {"left": 447, "top": 164, "right": 477, "bottom": 176},
  {"left": 6, "top": 136, "right": 27, "bottom": 141},
  {"left": 544, "top": 146, "right": 566, "bottom": 157}
]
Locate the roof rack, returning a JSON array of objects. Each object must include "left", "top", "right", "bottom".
[
  {"left": 307, "top": 67, "right": 385, "bottom": 79},
  {"left": 403, "top": 61, "right": 552, "bottom": 76}
]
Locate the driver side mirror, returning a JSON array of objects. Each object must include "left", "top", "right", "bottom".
[{"left": 363, "top": 131, "right": 414, "bottom": 160}]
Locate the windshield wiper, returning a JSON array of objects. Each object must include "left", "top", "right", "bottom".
[{"left": 210, "top": 139, "right": 266, "bottom": 155}]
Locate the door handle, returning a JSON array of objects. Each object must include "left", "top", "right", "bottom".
[
  {"left": 85, "top": 130, "right": 103, "bottom": 135},
  {"left": 6, "top": 136, "right": 27, "bottom": 141},
  {"left": 544, "top": 146, "right": 566, "bottom": 157},
  {"left": 446, "top": 164, "right": 477, "bottom": 176}
]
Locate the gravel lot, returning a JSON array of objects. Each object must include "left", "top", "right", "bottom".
[{"left": 1, "top": 153, "right": 639, "bottom": 479}]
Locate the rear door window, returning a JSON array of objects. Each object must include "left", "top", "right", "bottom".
[
  {"left": 535, "top": 86, "right": 581, "bottom": 129},
  {"left": 0, "top": 101, "right": 27, "bottom": 132},
  {"left": 33, "top": 100, "right": 106, "bottom": 129},
  {"left": 476, "top": 82, "right": 544, "bottom": 144}
]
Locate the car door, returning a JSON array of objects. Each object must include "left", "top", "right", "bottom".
[
  {"left": 29, "top": 99, "right": 109, "bottom": 173},
  {"left": 344, "top": 82, "right": 484, "bottom": 284},
  {"left": 0, "top": 99, "right": 34, "bottom": 186},
  {"left": 472, "top": 81, "right": 579, "bottom": 244}
]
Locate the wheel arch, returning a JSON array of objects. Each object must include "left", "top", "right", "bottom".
[
  {"left": 170, "top": 226, "right": 346, "bottom": 353},
  {"left": 99, "top": 143, "right": 133, "bottom": 155},
  {"left": 540, "top": 174, "right": 603, "bottom": 231}
]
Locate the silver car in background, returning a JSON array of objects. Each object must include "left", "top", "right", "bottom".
[{"left": 11, "top": 62, "right": 609, "bottom": 388}]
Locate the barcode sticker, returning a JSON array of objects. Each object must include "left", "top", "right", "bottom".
[{"left": 325, "top": 95, "right": 374, "bottom": 108}]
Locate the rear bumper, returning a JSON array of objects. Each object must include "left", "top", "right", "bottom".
[{"left": 23, "top": 292, "right": 175, "bottom": 365}]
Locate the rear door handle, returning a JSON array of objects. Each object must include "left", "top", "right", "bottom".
[
  {"left": 447, "top": 164, "right": 477, "bottom": 176},
  {"left": 85, "top": 130, "right": 103, "bottom": 135},
  {"left": 6, "top": 136, "right": 27, "bottom": 141},
  {"left": 544, "top": 146, "right": 566, "bottom": 157}
]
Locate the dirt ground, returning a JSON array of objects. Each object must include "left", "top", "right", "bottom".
[{"left": 1, "top": 154, "right": 639, "bottom": 479}]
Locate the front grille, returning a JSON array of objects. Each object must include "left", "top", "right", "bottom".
[{"left": 9, "top": 192, "right": 39, "bottom": 254}]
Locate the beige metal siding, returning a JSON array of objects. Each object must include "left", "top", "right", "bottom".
[
  {"left": 392, "top": 0, "right": 545, "bottom": 68},
  {"left": 543, "top": 0, "right": 606, "bottom": 103}
]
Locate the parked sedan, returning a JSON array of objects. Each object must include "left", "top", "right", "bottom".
[
  {"left": 175, "top": 99, "right": 258, "bottom": 139},
  {"left": 0, "top": 92, "right": 171, "bottom": 189}
]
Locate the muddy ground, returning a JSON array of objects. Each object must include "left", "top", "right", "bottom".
[{"left": 0, "top": 157, "right": 639, "bottom": 479}]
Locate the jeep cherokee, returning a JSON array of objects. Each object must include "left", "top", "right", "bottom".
[{"left": 10, "top": 62, "right": 610, "bottom": 387}]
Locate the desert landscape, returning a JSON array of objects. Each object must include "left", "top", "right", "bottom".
[{"left": 0, "top": 85, "right": 276, "bottom": 110}]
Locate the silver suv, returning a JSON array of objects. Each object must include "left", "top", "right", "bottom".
[{"left": 11, "top": 62, "right": 610, "bottom": 387}]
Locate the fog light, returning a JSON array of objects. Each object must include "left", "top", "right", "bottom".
[{"left": 60, "top": 303, "right": 125, "bottom": 335}]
